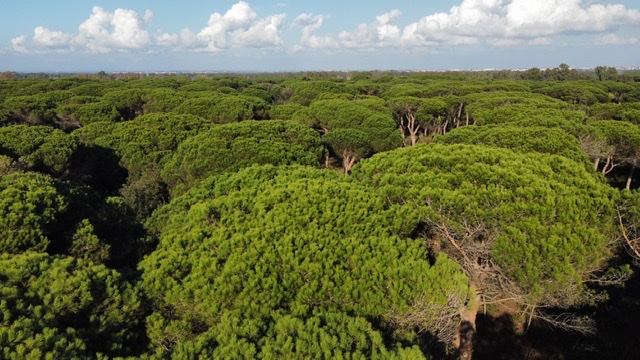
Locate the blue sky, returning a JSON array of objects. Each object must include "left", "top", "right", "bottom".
[{"left": 1, "top": 0, "right": 639, "bottom": 72}]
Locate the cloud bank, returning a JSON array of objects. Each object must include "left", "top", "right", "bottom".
[{"left": 10, "top": 0, "right": 640, "bottom": 54}]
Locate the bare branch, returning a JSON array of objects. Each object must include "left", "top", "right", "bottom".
[
  {"left": 617, "top": 208, "right": 640, "bottom": 261},
  {"left": 389, "top": 291, "right": 465, "bottom": 345},
  {"left": 533, "top": 311, "right": 597, "bottom": 335}
]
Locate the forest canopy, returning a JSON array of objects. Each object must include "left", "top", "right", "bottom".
[{"left": 1, "top": 68, "right": 640, "bottom": 359}]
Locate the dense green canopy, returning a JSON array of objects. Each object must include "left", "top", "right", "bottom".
[
  {"left": 0, "top": 252, "right": 144, "bottom": 359},
  {"left": 73, "top": 113, "right": 211, "bottom": 177},
  {"left": 2, "top": 72, "right": 640, "bottom": 358},
  {"left": 161, "top": 120, "right": 325, "bottom": 193},
  {"left": 142, "top": 165, "right": 469, "bottom": 357},
  {"left": 435, "top": 125, "right": 591, "bottom": 167},
  {"left": 0, "top": 172, "right": 66, "bottom": 253},
  {"left": 0, "top": 125, "right": 78, "bottom": 176},
  {"left": 174, "top": 94, "right": 269, "bottom": 123},
  {"left": 353, "top": 144, "right": 618, "bottom": 317}
]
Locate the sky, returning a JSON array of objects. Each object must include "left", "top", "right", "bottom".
[{"left": 1, "top": 0, "right": 639, "bottom": 72}]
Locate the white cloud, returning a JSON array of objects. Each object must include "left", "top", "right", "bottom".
[
  {"left": 530, "top": 37, "right": 553, "bottom": 46},
  {"left": 10, "top": 36, "right": 28, "bottom": 53},
  {"left": 594, "top": 33, "right": 639, "bottom": 45},
  {"left": 196, "top": 1, "right": 257, "bottom": 51},
  {"left": 400, "top": 0, "right": 640, "bottom": 46},
  {"left": 12, "top": 6, "right": 153, "bottom": 53},
  {"left": 190, "top": 1, "right": 285, "bottom": 51},
  {"left": 155, "top": 31, "right": 179, "bottom": 47},
  {"left": 291, "top": 13, "right": 329, "bottom": 50},
  {"left": 487, "top": 38, "right": 524, "bottom": 47},
  {"left": 144, "top": 9, "right": 154, "bottom": 24},
  {"left": 286, "top": 0, "right": 640, "bottom": 52},
  {"left": 10, "top": 2, "right": 284, "bottom": 54},
  {"left": 73, "top": 6, "right": 152, "bottom": 52},
  {"left": 180, "top": 29, "right": 198, "bottom": 48},
  {"left": 294, "top": 10, "right": 404, "bottom": 50},
  {"left": 231, "top": 14, "right": 286, "bottom": 48},
  {"left": 7, "top": 0, "right": 640, "bottom": 55},
  {"left": 33, "top": 26, "right": 71, "bottom": 47},
  {"left": 292, "top": 13, "right": 326, "bottom": 34}
]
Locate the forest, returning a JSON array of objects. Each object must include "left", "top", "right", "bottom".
[{"left": 1, "top": 65, "right": 640, "bottom": 359}]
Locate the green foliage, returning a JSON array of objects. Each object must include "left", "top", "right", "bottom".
[
  {"left": 532, "top": 81, "right": 609, "bottom": 106},
  {"left": 74, "top": 113, "right": 210, "bottom": 177},
  {"left": 175, "top": 94, "right": 269, "bottom": 123},
  {"left": 590, "top": 103, "right": 640, "bottom": 124},
  {"left": 0, "top": 108, "right": 10, "bottom": 126},
  {"left": 464, "top": 91, "right": 582, "bottom": 125},
  {"left": 388, "top": 96, "right": 449, "bottom": 143},
  {"left": 0, "top": 252, "right": 145, "bottom": 359},
  {"left": 268, "top": 103, "right": 307, "bottom": 120},
  {"left": 0, "top": 155, "right": 13, "bottom": 175},
  {"left": 323, "top": 128, "right": 373, "bottom": 173},
  {"left": 0, "top": 169, "right": 147, "bottom": 266},
  {"left": 1, "top": 73, "right": 639, "bottom": 358},
  {"left": 0, "top": 125, "right": 79, "bottom": 176},
  {"left": 142, "top": 165, "right": 468, "bottom": 357},
  {"left": 435, "top": 125, "right": 591, "bottom": 167},
  {"left": 258, "top": 312, "right": 428, "bottom": 360},
  {"left": 383, "top": 83, "right": 431, "bottom": 98},
  {"left": 595, "top": 66, "right": 619, "bottom": 82},
  {"left": 0, "top": 173, "right": 66, "bottom": 253},
  {"left": 69, "top": 80, "right": 122, "bottom": 97},
  {"left": 61, "top": 101, "right": 121, "bottom": 125},
  {"left": 588, "top": 120, "right": 640, "bottom": 160},
  {"left": 101, "top": 89, "right": 146, "bottom": 121},
  {"left": 161, "top": 120, "right": 324, "bottom": 192},
  {"left": 141, "top": 88, "right": 188, "bottom": 114},
  {"left": 276, "top": 80, "right": 357, "bottom": 105},
  {"left": 308, "top": 99, "right": 402, "bottom": 154},
  {"left": 353, "top": 144, "right": 617, "bottom": 308},
  {"left": 2, "top": 94, "right": 60, "bottom": 125},
  {"left": 74, "top": 113, "right": 211, "bottom": 218},
  {"left": 69, "top": 219, "right": 110, "bottom": 262},
  {"left": 241, "top": 86, "right": 274, "bottom": 103}
]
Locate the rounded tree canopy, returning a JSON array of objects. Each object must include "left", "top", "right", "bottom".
[
  {"left": 161, "top": 120, "right": 325, "bottom": 193},
  {"left": 0, "top": 172, "right": 66, "bottom": 253},
  {"left": 0, "top": 125, "right": 79, "bottom": 176},
  {"left": 435, "top": 125, "right": 591, "bottom": 167},
  {"left": 73, "top": 113, "right": 211, "bottom": 177},
  {"left": 142, "top": 165, "right": 469, "bottom": 357},
  {"left": 308, "top": 99, "right": 402, "bottom": 153},
  {"left": 0, "top": 252, "right": 144, "bottom": 359},
  {"left": 353, "top": 144, "right": 618, "bottom": 311},
  {"left": 174, "top": 94, "right": 269, "bottom": 124}
]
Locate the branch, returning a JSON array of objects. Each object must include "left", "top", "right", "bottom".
[
  {"left": 437, "top": 222, "right": 474, "bottom": 270},
  {"left": 533, "top": 311, "right": 596, "bottom": 335},
  {"left": 617, "top": 208, "right": 640, "bottom": 261}
]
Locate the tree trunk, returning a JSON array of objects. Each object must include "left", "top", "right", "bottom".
[
  {"left": 594, "top": 158, "right": 600, "bottom": 172},
  {"left": 626, "top": 162, "right": 636, "bottom": 190},
  {"left": 398, "top": 121, "right": 407, "bottom": 140},
  {"left": 442, "top": 118, "right": 449, "bottom": 135},
  {"left": 602, "top": 155, "right": 616, "bottom": 174},
  {"left": 454, "top": 102, "right": 464, "bottom": 129},
  {"left": 407, "top": 113, "right": 419, "bottom": 146},
  {"left": 342, "top": 153, "right": 358, "bottom": 174},
  {"left": 324, "top": 154, "right": 332, "bottom": 169},
  {"left": 456, "top": 283, "right": 480, "bottom": 360},
  {"left": 457, "top": 321, "right": 474, "bottom": 360}
]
